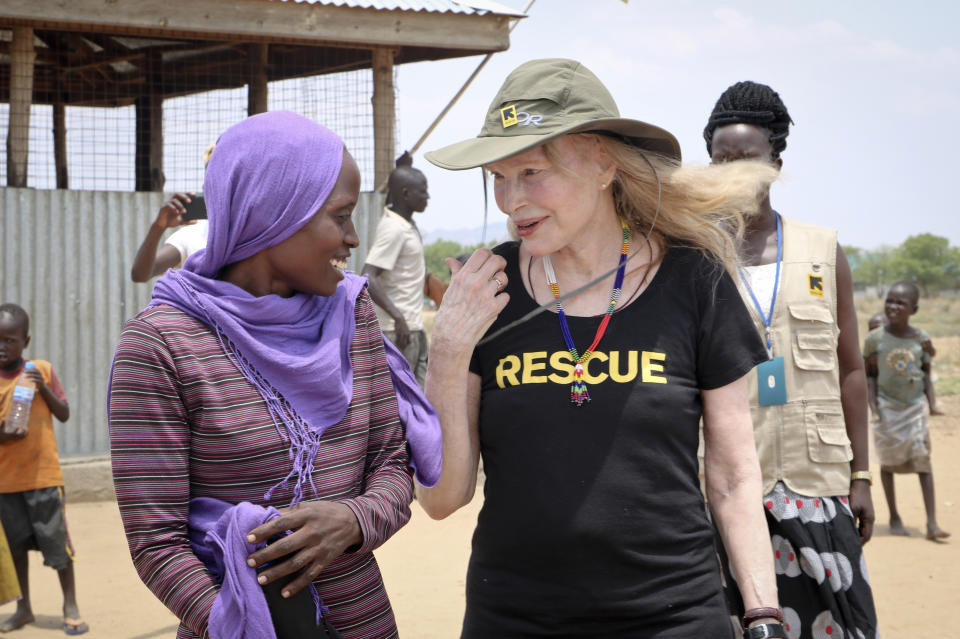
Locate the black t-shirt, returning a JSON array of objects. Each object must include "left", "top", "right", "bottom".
[{"left": 464, "top": 243, "right": 766, "bottom": 638}]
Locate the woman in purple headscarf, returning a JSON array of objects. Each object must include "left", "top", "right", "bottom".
[{"left": 108, "top": 111, "right": 441, "bottom": 639}]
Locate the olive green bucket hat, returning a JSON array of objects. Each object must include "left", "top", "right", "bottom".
[{"left": 425, "top": 58, "right": 681, "bottom": 170}]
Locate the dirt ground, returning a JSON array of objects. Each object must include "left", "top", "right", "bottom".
[{"left": 3, "top": 397, "right": 958, "bottom": 638}]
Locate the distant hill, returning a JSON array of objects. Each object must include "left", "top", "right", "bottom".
[{"left": 422, "top": 221, "right": 510, "bottom": 247}]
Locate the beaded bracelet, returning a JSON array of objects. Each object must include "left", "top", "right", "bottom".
[{"left": 743, "top": 607, "right": 784, "bottom": 626}]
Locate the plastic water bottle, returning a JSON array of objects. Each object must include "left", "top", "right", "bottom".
[{"left": 4, "top": 361, "right": 36, "bottom": 434}]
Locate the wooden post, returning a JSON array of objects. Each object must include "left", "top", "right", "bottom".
[
  {"left": 53, "top": 69, "right": 68, "bottom": 189},
  {"left": 7, "top": 27, "right": 35, "bottom": 188},
  {"left": 247, "top": 43, "right": 269, "bottom": 115},
  {"left": 53, "top": 103, "right": 67, "bottom": 189},
  {"left": 135, "top": 52, "right": 164, "bottom": 191},
  {"left": 371, "top": 48, "right": 396, "bottom": 191}
]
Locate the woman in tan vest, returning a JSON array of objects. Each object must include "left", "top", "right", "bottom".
[{"left": 704, "top": 81, "right": 878, "bottom": 639}]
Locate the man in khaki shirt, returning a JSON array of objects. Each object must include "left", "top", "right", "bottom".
[{"left": 363, "top": 159, "right": 440, "bottom": 386}]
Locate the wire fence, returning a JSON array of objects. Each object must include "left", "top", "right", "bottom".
[{"left": 0, "top": 28, "right": 396, "bottom": 193}]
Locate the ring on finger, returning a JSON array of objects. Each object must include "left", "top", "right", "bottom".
[{"left": 492, "top": 275, "right": 504, "bottom": 291}]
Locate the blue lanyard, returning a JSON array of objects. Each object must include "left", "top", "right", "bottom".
[{"left": 739, "top": 213, "right": 782, "bottom": 353}]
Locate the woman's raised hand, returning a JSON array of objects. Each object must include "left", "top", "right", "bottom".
[
  {"left": 431, "top": 248, "right": 509, "bottom": 357},
  {"left": 245, "top": 501, "right": 362, "bottom": 597}
]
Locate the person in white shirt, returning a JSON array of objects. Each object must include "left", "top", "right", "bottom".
[
  {"left": 362, "top": 160, "right": 435, "bottom": 386},
  {"left": 131, "top": 143, "right": 215, "bottom": 283},
  {"left": 130, "top": 195, "right": 208, "bottom": 282}
]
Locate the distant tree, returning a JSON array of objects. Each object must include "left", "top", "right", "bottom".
[
  {"left": 843, "top": 245, "right": 865, "bottom": 273},
  {"left": 424, "top": 239, "right": 466, "bottom": 283},
  {"left": 888, "top": 233, "right": 960, "bottom": 297},
  {"left": 424, "top": 238, "right": 498, "bottom": 282},
  {"left": 845, "top": 244, "right": 895, "bottom": 297}
]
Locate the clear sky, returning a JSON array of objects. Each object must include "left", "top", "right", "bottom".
[{"left": 396, "top": 0, "right": 960, "bottom": 250}]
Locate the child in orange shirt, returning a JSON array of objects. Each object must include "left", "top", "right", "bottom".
[{"left": 0, "top": 303, "right": 87, "bottom": 634}]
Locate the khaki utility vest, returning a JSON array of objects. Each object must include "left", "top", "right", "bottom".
[{"left": 739, "top": 216, "right": 852, "bottom": 497}]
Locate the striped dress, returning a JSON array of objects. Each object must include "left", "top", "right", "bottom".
[{"left": 109, "top": 292, "right": 413, "bottom": 639}]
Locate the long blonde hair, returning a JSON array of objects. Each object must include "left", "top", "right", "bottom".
[{"left": 545, "top": 133, "right": 778, "bottom": 277}]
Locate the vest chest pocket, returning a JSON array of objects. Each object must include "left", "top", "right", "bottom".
[
  {"left": 804, "top": 403, "right": 852, "bottom": 463},
  {"left": 789, "top": 302, "right": 837, "bottom": 371}
]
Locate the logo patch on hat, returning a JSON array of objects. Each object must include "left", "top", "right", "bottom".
[
  {"left": 500, "top": 105, "right": 518, "bottom": 128},
  {"left": 808, "top": 274, "right": 824, "bottom": 298}
]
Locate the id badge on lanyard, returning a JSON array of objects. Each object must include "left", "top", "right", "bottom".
[
  {"left": 740, "top": 213, "right": 787, "bottom": 406},
  {"left": 757, "top": 356, "right": 787, "bottom": 406}
]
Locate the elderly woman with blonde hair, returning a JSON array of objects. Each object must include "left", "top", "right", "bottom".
[{"left": 418, "top": 59, "right": 785, "bottom": 638}]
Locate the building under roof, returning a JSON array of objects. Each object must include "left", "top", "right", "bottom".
[
  {"left": 1, "top": 0, "right": 524, "bottom": 190},
  {"left": 0, "top": 0, "right": 525, "bottom": 460}
]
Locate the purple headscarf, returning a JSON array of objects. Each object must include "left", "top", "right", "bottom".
[{"left": 151, "top": 111, "right": 440, "bottom": 503}]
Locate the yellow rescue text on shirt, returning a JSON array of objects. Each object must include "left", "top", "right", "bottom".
[{"left": 495, "top": 350, "right": 668, "bottom": 388}]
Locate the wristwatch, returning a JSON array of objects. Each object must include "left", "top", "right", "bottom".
[{"left": 744, "top": 623, "right": 788, "bottom": 639}]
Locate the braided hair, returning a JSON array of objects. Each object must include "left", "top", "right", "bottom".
[{"left": 703, "top": 81, "right": 794, "bottom": 159}]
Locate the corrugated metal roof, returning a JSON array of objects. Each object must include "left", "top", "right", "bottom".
[{"left": 278, "top": 0, "right": 526, "bottom": 18}]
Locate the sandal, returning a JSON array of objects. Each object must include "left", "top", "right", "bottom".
[{"left": 62, "top": 619, "right": 89, "bottom": 635}]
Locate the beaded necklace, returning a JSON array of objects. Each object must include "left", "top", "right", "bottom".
[{"left": 543, "top": 218, "right": 630, "bottom": 406}]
